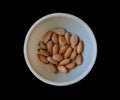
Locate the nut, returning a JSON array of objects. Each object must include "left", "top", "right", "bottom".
[
  {"left": 47, "top": 41, "right": 53, "bottom": 55},
  {"left": 52, "top": 33, "right": 58, "bottom": 44},
  {"left": 70, "top": 34, "right": 78, "bottom": 46},
  {"left": 38, "top": 49, "right": 50, "bottom": 56},
  {"left": 54, "top": 27, "right": 66, "bottom": 35},
  {"left": 64, "top": 47, "right": 73, "bottom": 58},
  {"left": 59, "top": 59, "right": 71, "bottom": 66},
  {"left": 59, "top": 35, "right": 67, "bottom": 46},
  {"left": 53, "top": 44, "right": 59, "bottom": 54},
  {"left": 38, "top": 41, "right": 47, "bottom": 49},
  {"left": 49, "top": 63, "right": 58, "bottom": 73},
  {"left": 77, "top": 40, "right": 84, "bottom": 54},
  {"left": 65, "top": 32, "right": 71, "bottom": 44},
  {"left": 57, "top": 66, "right": 68, "bottom": 74},
  {"left": 42, "top": 30, "right": 53, "bottom": 43},
  {"left": 59, "top": 45, "right": 69, "bottom": 54},
  {"left": 70, "top": 49, "right": 77, "bottom": 60},
  {"left": 38, "top": 54, "right": 49, "bottom": 64},
  {"left": 53, "top": 54, "right": 63, "bottom": 62},
  {"left": 76, "top": 54, "right": 83, "bottom": 65},
  {"left": 66, "top": 62, "right": 76, "bottom": 69}
]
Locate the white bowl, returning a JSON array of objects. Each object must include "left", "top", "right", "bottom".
[{"left": 23, "top": 13, "right": 97, "bottom": 86}]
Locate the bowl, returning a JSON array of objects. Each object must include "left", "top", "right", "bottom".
[{"left": 23, "top": 13, "right": 97, "bottom": 86}]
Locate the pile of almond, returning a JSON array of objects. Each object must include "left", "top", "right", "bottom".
[{"left": 37, "top": 27, "right": 84, "bottom": 74}]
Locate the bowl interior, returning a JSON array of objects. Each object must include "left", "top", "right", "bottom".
[{"left": 24, "top": 13, "right": 97, "bottom": 85}]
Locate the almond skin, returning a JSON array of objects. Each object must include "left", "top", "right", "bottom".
[
  {"left": 42, "top": 30, "right": 53, "bottom": 43},
  {"left": 76, "top": 54, "right": 83, "bottom": 65},
  {"left": 70, "top": 34, "right": 78, "bottom": 46},
  {"left": 64, "top": 47, "right": 73, "bottom": 58},
  {"left": 38, "top": 41, "right": 47, "bottom": 49},
  {"left": 70, "top": 49, "right": 77, "bottom": 60},
  {"left": 53, "top": 54, "right": 63, "bottom": 62},
  {"left": 57, "top": 66, "right": 68, "bottom": 74},
  {"left": 53, "top": 44, "right": 59, "bottom": 54},
  {"left": 38, "top": 54, "right": 49, "bottom": 64},
  {"left": 65, "top": 32, "right": 71, "bottom": 44},
  {"left": 54, "top": 27, "right": 66, "bottom": 35},
  {"left": 59, "top": 59, "right": 71, "bottom": 66},
  {"left": 52, "top": 33, "right": 58, "bottom": 44},
  {"left": 49, "top": 63, "right": 58, "bottom": 73},
  {"left": 59, "top": 45, "right": 69, "bottom": 54},
  {"left": 59, "top": 35, "right": 67, "bottom": 46},
  {"left": 47, "top": 41, "right": 53, "bottom": 55},
  {"left": 66, "top": 62, "right": 76, "bottom": 69},
  {"left": 38, "top": 49, "right": 50, "bottom": 56},
  {"left": 77, "top": 40, "right": 84, "bottom": 54},
  {"left": 47, "top": 57, "right": 58, "bottom": 65}
]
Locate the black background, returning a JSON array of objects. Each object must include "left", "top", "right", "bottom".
[{"left": 2, "top": 1, "right": 118, "bottom": 98}]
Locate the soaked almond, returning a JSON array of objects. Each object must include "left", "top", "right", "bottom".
[
  {"left": 53, "top": 44, "right": 59, "bottom": 54},
  {"left": 38, "top": 27, "right": 84, "bottom": 74},
  {"left": 70, "top": 49, "right": 77, "bottom": 60},
  {"left": 49, "top": 63, "right": 58, "bottom": 73},
  {"left": 53, "top": 54, "right": 63, "bottom": 62},
  {"left": 66, "top": 62, "right": 76, "bottom": 69},
  {"left": 38, "top": 41, "right": 47, "bottom": 49},
  {"left": 38, "top": 54, "right": 49, "bottom": 64},
  {"left": 59, "top": 45, "right": 69, "bottom": 54},
  {"left": 54, "top": 27, "right": 66, "bottom": 35},
  {"left": 70, "top": 34, "right": 78, "bottom": 46},
  {"left": 47, "top": 57, "right": 58, "bottom": 65},
  {"left": 38, "top": 49, "right": 50, "bottom": 56},
  {"left": 77, "top": 40, "right": 84, "bottom": 54},
  {"left": 59, "top": 35, "right": 67, "bottom": 46},
  {"left": 59, "top": 59, "right": 71, "bottom": 66},
  {"left": 42, "top": 30, "right": 53, "bottom": 43},
  {"left": 76, "top": 54, "right": 83, "bottom": 65},
  {"left": 52, "top": 33, "right": 58, "bottom": 44},
  {"left": 47, "top": 41, "right": 53, "bottom": 55},
  {"left": 65, "top": 32, "right": 71, "bottom": 44},
  {"left": 57, "top": 66, "right": 68, "bottom": 74},
  {"left": 64, "top": 47, "right": 72, "bottom": 58}
]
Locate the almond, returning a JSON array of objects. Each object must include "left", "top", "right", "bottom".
[
  {"left": 38, "top": 54, "right": 49, "bottom": 64},
  {"left": 57, "top": 66, "right": 68, "bottom": 74},
  {"left": 42, "top": 30, "right": 53, "bottom": 43},
  {"left": 47, "top": 57, "right": 58, "bottom": 65},
  {"left": 53, "top": 54, "right": 63, "bottom": 62},
  {"left": 65, "top": 32, "right": 71, "bottom": 44},
  {"left": 64, "top": 47, "right": 72, "bottom": 58},
  {"left": 53, "top": 44, "right": 59, "bottom": 54},
  {"left": 59, "top": 59, "right": 71, "bottom": 66},
  {"left": 70, "top": 34, "right": 78, "bottom": 46},
  {"left": 47, "top": 41, "right": 53, "bottom": 55},
  {"left": 66, "top": 62, "right": 76, "bottom": 69},
  {"left": 70, "top": 49, "right": 77, "bottom": 60},
  {"left": 52, "top": 33, "right": 58, "bottom": 44},
  {"left": 76, "top": 54, "right": 83, "bottom": 65},
  {"left": 38, "top": 49, "right": 50, "bottom": 56},
  {"left": 77, "top": 40, "right": 84, "bottom": 54},
  {"left": 38, "top": 41, "right": 47, "bottom": 49},
  {"left": 59, "top": 35, "right": 67, "bottom": 46},
  {"left": 59, "top": 45, "right": 69, "bottom": 54},
  {"left": 54, "top": 27, "right": 66, "bottom": 35},
  {"left": 49, "top": 63, "right": 58, "bottom": 73}
]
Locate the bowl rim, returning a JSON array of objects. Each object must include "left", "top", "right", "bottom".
[{"left": 23, "top": 13, "right": 97, "bottom": 86}]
